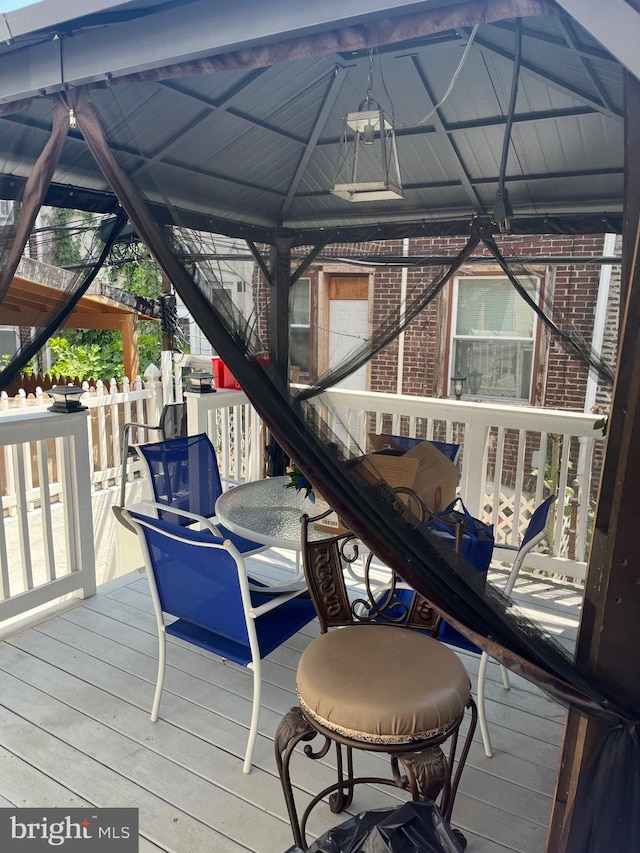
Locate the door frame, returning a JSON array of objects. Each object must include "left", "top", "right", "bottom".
[{"left": 317, "top": 264, "right": 375, "bottom": 387}]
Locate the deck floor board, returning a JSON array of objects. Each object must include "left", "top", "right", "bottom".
[{"left": 0, "top": 563, "right": 580, "bottom": 852}]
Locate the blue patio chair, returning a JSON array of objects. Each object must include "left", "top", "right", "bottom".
[
  {"left": 476, "top": 493, "right": 557, "bottom": 757},
  {"left": 124, "top": 508, "right": 317, "bottom": 774},
  {"left": 118, "top": 402, "right": 187, "bottom": 507},
  {"left": 136, "top": 433, "right": 265, "bottom": 553},
  {"left": 378, "top": 433, "right": 461, "bottom": 464},
  {"left": 363, "top": 489, "right": 555, "bottom": 758}
]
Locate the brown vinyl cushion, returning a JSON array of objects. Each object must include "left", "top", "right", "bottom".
[{"left": 297, "top": 624, "right": 471, "bottom": 744}]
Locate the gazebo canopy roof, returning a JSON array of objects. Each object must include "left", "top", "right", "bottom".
[{"left": 0, "top": 0, "right": 635, "bottom": 244}]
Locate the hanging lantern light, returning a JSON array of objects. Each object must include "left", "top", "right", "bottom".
[{"left": 331, "top": 50, "right": 403, "bottom": 203}]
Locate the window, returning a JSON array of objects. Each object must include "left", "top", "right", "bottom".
[
  {"left": 290, "top": 278, "right": 311, "bottom": 374},
  {"left": 450, "top": 275, "right": 539, "bottom": 401}
]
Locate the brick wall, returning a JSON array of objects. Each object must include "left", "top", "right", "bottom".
[
  {"left": 360, "top": 233, "right": 615, "bottom": 411},
  {"left": 254, "top": 233, "right": 618, "bottom": 416}
]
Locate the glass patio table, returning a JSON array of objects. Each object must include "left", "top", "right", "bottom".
[{"left": 215, "top": 475, "right": 328, "bottom": 551}]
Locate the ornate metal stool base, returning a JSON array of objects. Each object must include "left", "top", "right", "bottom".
[{"left": 275, "top": 703, "right": 476, "bottom": 850}]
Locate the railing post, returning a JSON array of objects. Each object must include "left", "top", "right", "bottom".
[
  {"left": 185, "top": 390, "right": 209, "bottom": 436},
  {"left": 160, "top": 350, "right": 174, "bottom": 405},
  {"left": 143, "top": 364, "right": 163, "bottom": 426},
  {"left": 0, "top": 410, "right": 97, "bottom": 623},
  {"left": 459, "top": 420, "right": 490, "bottom": 517},
  {"left": 63, "top": 410, "right": 97, "bottom": 599}
]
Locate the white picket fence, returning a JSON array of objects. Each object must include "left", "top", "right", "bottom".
[
  {"left": 0, "top": 372, "right": 268, "bottom": 625},
  {"left": 1, "top": 372, "right": 161, "bottom": 510}
]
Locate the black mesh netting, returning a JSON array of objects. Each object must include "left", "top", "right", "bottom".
[{"left": 0, "top": 45, "right": 636, "bottom": 853}]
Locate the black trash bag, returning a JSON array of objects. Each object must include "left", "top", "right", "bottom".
[{"left": 283, "top": 801, "right": 465, "bottom": 853}]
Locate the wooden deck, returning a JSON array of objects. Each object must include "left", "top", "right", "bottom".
[{"left": 0, "top": 552, "right": 581, "bottom": 853}]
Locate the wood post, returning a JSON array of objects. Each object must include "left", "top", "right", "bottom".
[{"left": 547, "top": 70, "right": 640, "bottom": 851}]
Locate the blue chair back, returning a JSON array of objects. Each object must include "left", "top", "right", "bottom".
[
  {"left": 521, "top": 494, "right": 557, "bottom": 548},
  {"left": 139, "top": 514, "right": 250, "bottom": 647},
  {"left": 137, "top": 433, "right": 222, "bottom": 525},
  {"left": 378, "top": 433, "right": 461, "bottom": 464}
]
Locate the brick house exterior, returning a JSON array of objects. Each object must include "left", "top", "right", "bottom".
[
  {"left": 282, "top": 233, "right": 620, "bottom": 417},
  {"left": 252, "top": 233, "right": 619, "bottom": 513}
]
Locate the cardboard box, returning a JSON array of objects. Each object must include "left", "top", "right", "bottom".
[
  {"left": 312, "top": 494, "right": 351, "bottom": 535},
  {"left": 312, "top": 435, "right": 459, "bottom": 534},
  {"left": 365, "top": 433, "right": 459, "bottom": 512}
]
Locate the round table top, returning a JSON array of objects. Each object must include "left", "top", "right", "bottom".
[{"left": 215, "top": 476, "right": 326, "bottom": 549}]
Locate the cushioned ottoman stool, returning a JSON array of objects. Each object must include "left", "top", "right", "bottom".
[{"left": 275, "top": 623, "right": 477, "bottom": 850}]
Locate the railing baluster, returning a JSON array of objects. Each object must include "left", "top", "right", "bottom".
[
  {"left": 576, "top": 437, "right": 594, "bottom": 561},
  {"left": 13, "top": 442, "right": 34, "bottom": 591},
  {"left": 36, "top": 439, "right": 55, "bottom": 583},
  {"left": 0, "top": 490, "right": 9, "bottom": 600}
]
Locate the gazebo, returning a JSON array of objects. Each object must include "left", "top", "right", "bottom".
[{"left": 0, "top": 2, "right": 638, "bottom": 849}]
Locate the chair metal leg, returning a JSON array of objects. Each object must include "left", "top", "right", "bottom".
[
  {"left": 150, "top": 627, "right": 166, "bottom": 722},
  {"left": 275, "top": 707, "right": 321, "bottom": 850},
  {"left": 477, "top": 652, "right": 493, "bottom": 757},
  {"left": 441, "top": 697, "right": 477, "bottom": 822},
  {"left": 393, "top": 747, "right": 448, "bottom": 801},
  {"left": 500, "top": 663, "right": 511, "bottom": 690},
  {"left": 329, "top": 743, "right": 355, "bottom": 813},
  {"left": 243, "top": 660, "right": 262, "bottom": 774},
  {"left": 276, "top": 702, "right": 477, "bottom": 850},
  {"left": 119, "top": 429, "right": 130, "bottom": 508}
]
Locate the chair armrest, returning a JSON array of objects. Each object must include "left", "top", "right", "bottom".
[
  {"left": 123, "top": 421, "right": 163, "bottom": 432},
  {"left": 128, "top": 500, "right": 224, "bottom": 536},
  {"left": 248, "top": 580, "right": 308, "bottom": 596},
  {"left": 248, "top": 587, "right": 310, "bottom": 617}
]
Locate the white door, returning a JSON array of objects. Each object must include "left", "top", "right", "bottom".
[{"left": 328, "top": 299, "right": 369, "bottom": 390}]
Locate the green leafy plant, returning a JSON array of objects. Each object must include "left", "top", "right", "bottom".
[
  {"left": 285, "top": 463, "right": 315, "bottom": 502},
  {"left": 49, "top": 336, "right": 116, "bottom": 380},
  {"left": 0, "top": 354, "right": 36, "bottom": 376},
  {"left": 593, "top": 416, "right": 608, "bottom": 437}
]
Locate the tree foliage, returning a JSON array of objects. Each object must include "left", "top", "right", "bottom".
[{"left": 40, "top": 209, "right": 163, "bottom": 379}]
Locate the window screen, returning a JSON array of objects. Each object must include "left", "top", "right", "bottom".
[
  {"left": 452, "top": 276, "right": 538, "bottom": 401},
  {"left": 290, "top": 278, "right": 311, "bottom": 374}
]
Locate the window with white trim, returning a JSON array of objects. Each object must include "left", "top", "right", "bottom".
[
  {"left": 290, "top": 277, "right": 311, "bottom": 374},
  {"left": 450, "top": 275, "right": 539, "bottom": 401}
]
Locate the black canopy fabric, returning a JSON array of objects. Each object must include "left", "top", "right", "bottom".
[{"left": 0, "top": 2, "right": 637, "bottom": 850}]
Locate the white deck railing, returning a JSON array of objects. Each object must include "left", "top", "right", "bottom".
[
  {"left": 313, "top": 388, "right": 603, "bottom": 579},
  {"left": 0, "top": 379, "right": 601, "bottom": 625},
  {"left": 1, "top": 371, "right": 163, "bottom": 501},
  {"left": 0, "top": 384, "right": 266, "bottom": 625},
  {"left": 192, "top": 387, "right": 603, "bottom": 579},
  {"left": 185, "top": 388, "right": 265, "bottom": 485},
  {"left": 0, "top": 409, "right": 96, "bottom": 624}
]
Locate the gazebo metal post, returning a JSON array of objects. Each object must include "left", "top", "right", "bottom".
[{"left": 269, "top": 237, "right": 294, "bottom": 394}]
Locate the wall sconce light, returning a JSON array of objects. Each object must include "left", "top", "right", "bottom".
[
  {"left": 331, "top": 50, "right": 403, "bottom": 202},
  {"left": 48, "top": 384, "right": 87, "bottom": 413},
  {"left": 185, "top": 372, "right": 216, "bottom": 394},
  {"left": 450, "top": 373, "right": 467, "bottom": 400}
]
